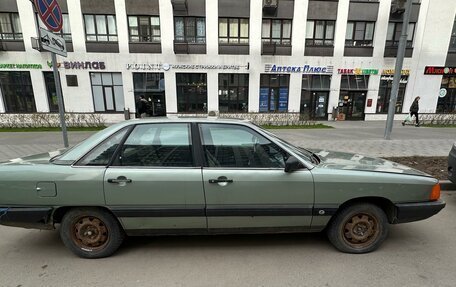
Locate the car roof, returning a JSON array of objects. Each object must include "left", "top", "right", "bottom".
[{"left": 116, "top": 117, "right": 252, "bottom": 126}]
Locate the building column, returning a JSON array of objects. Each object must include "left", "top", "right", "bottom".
[
  {"left": 250, "top": 0, "right": 262, "bottom": 57},
  {"left": 30, "top": 70, "right": 50, "bottom": 113},
  {"left": 67, "top": 0, "right": 86, "bottom": 53},
  {"left": 248, "top": 68, "right": 260, "bottom": 112},
  {"left": 288, "top": 73, "right": 302, "bottom": 112},
  {"left": 207, "top": 71, "right": 219, "bottom": 113},
  {"left": 16, "top": 0, "right": 38, "bottom": 53},
  {"left": 365, "top": 75, "right": 381, "bottom": 114},
  {"left": 372, "top": 0, "right": 391, "bottom": 58},
  {"left": 328, "top": 74, "right": 341, "bottom": 120},
  {"left": 164, "top": 72, "right": 177, "bottom": 113},
  {"left": 291, "top": 0, "right": 307, "bottom": 57},
  {"left": 114, "top": 0, "right": 129, "bottom": 54},
  {"left": 206, "top": 0, "right": 218, "bottom": 56},
  {"left": 122, "top": 71, "right": 135, "bottom": 113},
  {"left": 333, "top": 0, "right": 350, "bottom": 59},
  {"left": 159, "top": 0, "right": 175, "bottom": 56}
]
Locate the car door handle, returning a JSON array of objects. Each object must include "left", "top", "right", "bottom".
[
  {"left": 209, "top": 178, "right": 234, "bottom": 184},
  {"left": 107, "top": 176, "right": 132, "bottom": 184}
]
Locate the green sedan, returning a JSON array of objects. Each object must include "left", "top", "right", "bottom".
[{"left": 0, "top": 118, "right": 445, "bottom": 258}]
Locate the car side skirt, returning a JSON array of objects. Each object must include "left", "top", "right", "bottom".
[{"left": 0, "top": 207, "right": 53, "bottom": 230}]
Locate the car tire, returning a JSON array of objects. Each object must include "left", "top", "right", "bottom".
[
  {"left": 327, "top": 203, "right": 389, "bottom": 254},
  {"left": 60, "top": 208, "right": 125, "bottom": 258}
]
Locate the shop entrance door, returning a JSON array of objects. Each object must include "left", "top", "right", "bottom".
[
  {"left": 339, "top": 91, "right": 366, "bottom": 120},
  {"left": 300, "top": 91, "right": 329, "bottom": 120}
]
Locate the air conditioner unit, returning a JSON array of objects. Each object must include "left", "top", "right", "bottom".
[
  {"left": 171, "top": 0, "right": 187, "bottom": 12},
  {"left": 263, "top": 0, "right": 278, "bottom": 16},
  {"left": 263, "top": 0, "right": 278, "bottom": 7},
  {"left": 391, "top": 0, "right": 406, "bottom": 16}
]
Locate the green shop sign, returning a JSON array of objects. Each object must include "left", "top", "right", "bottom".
[{"left": 0, "top": 64, "right": 43, "bottom": 69}]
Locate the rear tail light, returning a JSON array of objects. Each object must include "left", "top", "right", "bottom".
[{"left": 430, "top": 183, "right": 441, "bottom": 201}]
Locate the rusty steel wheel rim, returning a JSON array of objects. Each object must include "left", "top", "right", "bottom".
[
  {"left": 341, "top": 212, "right": 380, "bottom": 249},
  {"left": 71, "top": 216, "right": 109, "bottom": 251}
]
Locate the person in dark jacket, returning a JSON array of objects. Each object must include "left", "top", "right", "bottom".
[
  {"left": 136, "top": 95, "right": 149, "bottom": 118},
  {"left": 403, "top": 96, "right": 420, "bottom": 127}
]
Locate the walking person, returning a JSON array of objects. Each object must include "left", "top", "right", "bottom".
[
  {"left": 402, "top": 96, "right": 421, "bottom": 127},
  {"left": 136, "top": 95, "right": 149, "bottom": 118}
]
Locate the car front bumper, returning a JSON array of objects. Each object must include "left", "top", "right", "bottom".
[
  {"left": 393, "top": 200, "right": 446, "bottom": 224},
  {"left": 0, "top": 207, "right": 54, "bottom": 230}
]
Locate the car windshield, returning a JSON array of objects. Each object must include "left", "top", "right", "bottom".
[{"left": 253, "top": 124, "right": 317, "bottom": 164}]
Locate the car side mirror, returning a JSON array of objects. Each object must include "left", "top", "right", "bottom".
[{"left": 285, "top": 156, "right": 304, "bottom": 173}]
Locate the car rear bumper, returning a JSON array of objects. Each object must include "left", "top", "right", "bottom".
[
  {"left": 393, "top": 200, "right": 446, "bottom": 224},
  {"left": 0, "top": 207, "right": 54, "bottom": 230}
]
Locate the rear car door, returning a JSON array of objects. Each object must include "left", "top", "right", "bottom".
[
  {"left": 80, "top": 123, "right": 206, "bottom": 234},
  {"left": 199, "top": 123, "right": 314, "bottom": 232}
]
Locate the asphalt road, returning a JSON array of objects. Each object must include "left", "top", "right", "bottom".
[{"left": 0, "top": 191, "right": 455, "bottom": 287}]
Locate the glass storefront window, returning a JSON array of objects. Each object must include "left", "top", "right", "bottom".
[
  {"left": 300, "top": 75, "right": 331, "bottom": 120},
  {"left": 176, "top": 73, "right": 207, "bottom": 113},
  {"left": 376, "top": 76, "right": 407, "bottom": 114},
  {"left": 259, "top": 74, "right": 289, "bottom": 113},
  {"left": 219, "top": 74, "right": 249, "bottom": 113},
  {"left": 0, "top": 72, "right": 36, "bottom": 113},
  {"left": 340, "top": 75, "right": 369, "bottom": 90},
  {"left": 43, "top": 72, "right": 64, "bottom": 113},
  {"left": 90, "top": 72, "right": 124, "bottom": 112},
  {"left": 437, "top": 76, "right": 456, "bottom": 113},
  {"left": 133, "top": 73, "right": 166, "bottom": 117}
]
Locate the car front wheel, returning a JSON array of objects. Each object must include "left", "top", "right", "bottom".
[
  {"left": 327, "top": 203, "right": 388, "bottom": 254},
  {"left": 60, "top": 208, "right": 125, "bottom": 258}
]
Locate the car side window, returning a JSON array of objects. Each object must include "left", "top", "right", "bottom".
[
  {"left": 78, "top": 127, "right": 130, "bottom": 166},
  {"left": 113, "top": 123, "right": 193, "bottom": 167},
  {"left": 200, "top": 124, "right": 289, "bottom": 168}
]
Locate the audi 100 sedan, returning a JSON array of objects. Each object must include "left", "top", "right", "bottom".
[{"left": 0, "top": 118, "right": 446, "bottom": 258}]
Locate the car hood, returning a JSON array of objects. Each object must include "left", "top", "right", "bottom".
[
  {"left": 310, "top": 149, "right": 431, "bottom": 177},
  {"left": 0, "top": 150, "right": 64, "bottom": 165}
]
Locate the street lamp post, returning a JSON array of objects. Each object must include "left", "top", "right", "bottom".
[{"left": 384, "top": 0, "right": 414, "bottom": 140}]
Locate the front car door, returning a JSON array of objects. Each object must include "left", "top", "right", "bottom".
[
  {"left": 199, "top": 123, "right": 314, "bottom": 233},
  {"left": 79, "top": 122, "right": 206, "bottom": 234}
]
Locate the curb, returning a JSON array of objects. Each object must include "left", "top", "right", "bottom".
[{"left": 440, "top": 180, "right": 456, "bottom": 191}]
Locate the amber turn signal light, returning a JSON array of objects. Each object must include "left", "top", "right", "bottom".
[{"left": 430, "top": 183, "right": 441, "bottom": 201}]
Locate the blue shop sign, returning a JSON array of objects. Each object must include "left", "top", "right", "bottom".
[{"left": 264, "top": 64, "right": 333, "bottom": 74}]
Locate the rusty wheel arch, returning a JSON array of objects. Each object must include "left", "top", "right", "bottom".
[
  {"left": 334, "top": 197, "right": 397, "bottom": 224},
  {"left": 52, "top": 206, "right": 123, "bottom": 227}
]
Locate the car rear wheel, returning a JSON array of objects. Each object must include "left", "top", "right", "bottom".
[
  {"left": 327, "top": 203, "right": 388, "bottom": 253},
  {"left": 60, "top": 208, "right": 125, "bottom": 258}
]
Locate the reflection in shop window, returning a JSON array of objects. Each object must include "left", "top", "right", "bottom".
[
  {"left": 0, "top": 72, "right": 36, "bottom": 113},
  {"left": 449, "top": 17, "right": 456, "bottom": 53},
  {"left": 90, "top": 72, "right": 124, "bottom": 112},
  {"left": 259, "top": 74, "right": 289, "bottom": 113},
  {"left": 437, "top": 76, "right": 456, "bottom": 113},
  {"left": 219, "top": 74, "right": 249, "bottom": 113},
  {"left": 176, "top": 73, "right": 207, "bottom": 113},
  {"left": 376, "top": 76, "right": 407, "bottom": 114}
]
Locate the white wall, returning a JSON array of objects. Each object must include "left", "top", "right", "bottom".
[{"left": 1, "top": 0, "right": 455, "bottom": 120}]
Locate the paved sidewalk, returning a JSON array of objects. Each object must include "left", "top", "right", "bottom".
[{"left": 0, "top": 121, "right": 454, "bottom": 162}]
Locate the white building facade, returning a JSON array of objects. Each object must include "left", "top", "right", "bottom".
[{"left": 0, "top": 0, "right": 455, "bottom": 123}]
